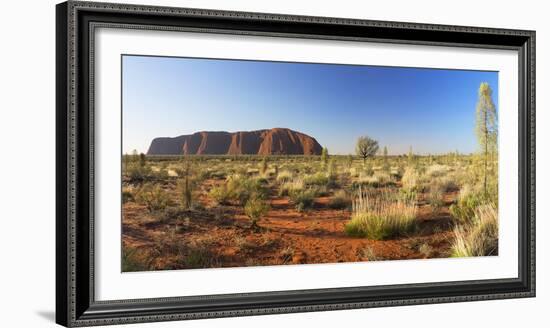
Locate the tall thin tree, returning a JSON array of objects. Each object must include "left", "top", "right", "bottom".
[{"left": 475, "top": 82, "right": 498, "bottom": 195}]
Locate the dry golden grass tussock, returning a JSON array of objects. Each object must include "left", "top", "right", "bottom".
[
  {"left": 451, "top": 203, "right": 498, "bottom": 257},
  {"left": 345, "top": 187, "right": 417, "bottom": 240}
]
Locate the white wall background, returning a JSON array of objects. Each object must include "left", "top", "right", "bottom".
[{"left": 0, "top": 0, "right": 546, "bottom": 327}]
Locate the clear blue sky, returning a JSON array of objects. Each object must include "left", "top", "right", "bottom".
[{"left": 122, "top": 55, "right": 498, "bottom": 155}]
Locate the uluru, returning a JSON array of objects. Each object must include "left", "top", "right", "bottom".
[{"left": 147, "top": 128, "right": 323, "bottom": 156}]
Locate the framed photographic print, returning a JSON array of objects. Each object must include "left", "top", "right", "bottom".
[{"left": 56, "top": 1, "right": 535, "bottom": 326}]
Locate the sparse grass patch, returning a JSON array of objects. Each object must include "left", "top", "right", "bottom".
[
  {"left": 426, "top": 164, "right": 449, "bottom": 177},
  {"left": 345, "top": 188, "right": 417, "bottom": 240},
  {"left": 401, "top": 166, "right": 420, "bottom": 191},
  {"left": 134, "top": 183, "right": 170, "bottom": 212},
  {"left": 276, "top": 170, "right": 293, "bottom": 183},
  {"left": 303, "top": 172, "right": 330, "bottom": 187},
  {"left": 289, "top": 188, "right": 316, "bottom": 212},
  {"left": 279, "top": 178, "right": 304, "bottom": 197},
  {"left": 122, "top": 244, "right": 154, "bottom": 272},
  {"left": 357, "top": 246, "right": 381, "bottom": 261},
  {"left": 209, "top": 174, "right": 268, "bottom": 206},
  {"left": 352, "top": 173, "right": 380, "bottom": 189},
  {"left": 427, "top": 184, "right": 444, "bottom": 214},
  {"left": 328, "top": 190, "right": 351, "bottom": 209},
  {"left": 451, "top": 204, "right": 498, "bottom": 257},
  {"left": 124, "top": 162, "right": 154, "bottom": 183},
  {"left": 449, "top": 185, "right": 489, "bottom": 225},
  {"left": 419, "top": 243, "right": 433, "bottom": 258},
  {"left": 178, "top": 238, "right": 219, "bottom": 269},
  {"left": 234, "top": 235, "right": 255, "bottom": 252},
  {"left": 208, "top": 184, "right": 231, "bottom": 205},
  {"left": 280, "top": 246, "right": 295, "bottom": 264},
  {"left": 244, "top": 196, "right": 270, "bottom": 229}
]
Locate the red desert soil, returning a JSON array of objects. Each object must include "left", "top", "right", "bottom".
[{"left": 122, "top": 184, "right": 457, "bottom": 271}]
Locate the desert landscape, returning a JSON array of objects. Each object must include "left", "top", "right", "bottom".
[
  {"left": 122, "top": 129, "right": 498, "bottom": 271},
  {"left": 121, "top": 55, "right": 499, "bottom": 272}
]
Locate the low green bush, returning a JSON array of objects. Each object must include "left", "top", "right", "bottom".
[
  {"left": 134, "top": 183, "right": 170, "bottom": 212},
  {"left": 244, "top": 196, "right": 270, "bottom": 228},
  {"left": 450, "top": 185, "right": 490, "bottom": 225},
  {"left": 289, "top": 188, "right": 316, "bottom": 212}
]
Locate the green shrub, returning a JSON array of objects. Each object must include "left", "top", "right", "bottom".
[
  {"left": 209, "top": 175, "right": 268, "bottom": 206},
  {"left": 209, "top": 185, "right": 231, "bottom": 205},
  {"left": 244, "top": 196, "right": 270, "bottom": 228},
  {"left": 449, "top": 185, "right": 489, "bottom": 225},
  {"left": 228, "top": 175, "right": 268, "bottom": 205},
  {"left": 134, "top": 183, "right": 170, "bottom": 212},
  {"left": 303, "top": 172, "right": 330, "bottom": 187},
  {"left": 125, "top": 162, "right": 153, "bottom": 183},
  {"left": 289, "top": 188, "right": 316, "bottom": 212}
]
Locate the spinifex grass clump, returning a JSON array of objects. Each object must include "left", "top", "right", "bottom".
[
  {"left": 450, "top": 184, "right": 492, "bottom": 225},
  {"left": 328, "top": 189, "right": 351, "bottom": 209},
  {"left": 209, "top": 174, "right": 268, "bottom": 206},
  {"left": 278, "top": 178, "right": 304, "bottom": 197},
  {"left": 451, "top": 203, "right": 498, "bottom": 257},
  {"left": 135, "top": 183, "right": 170, "bottom": 212},
  {"left": 289, "top": 188, "right": 316, "bottom": 212},
  {"left": 303, "top": 172, "right": 330, "bottom": 187},
  {"left": 345, "top": 187, "right": 417, "bottom": 240},
  {"left": 401, "top": 166, "right": 420, "bottom": 192},
  {"left": 244, "top": 196, "right": 270, "bottom": 229},
  {"left": 276, "top": 170, "right": 293, "bottom": 183},
  {"left": 427, "top": 184, "right": 445, "bottom": 214}
]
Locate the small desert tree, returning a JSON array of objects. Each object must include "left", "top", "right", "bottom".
[
  {"left": 475, "top": 82, "right": 498, "bottom": 195},
  {"left": 355, "top": 136, "right": 379, "bottom": 164}
]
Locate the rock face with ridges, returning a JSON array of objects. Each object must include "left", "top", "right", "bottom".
[{"left": 147, "top": 128, "right": 322, "bottom": 155}]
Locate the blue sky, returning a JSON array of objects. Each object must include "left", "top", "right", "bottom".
[{"left": 122, "top": 55, "right": 498, "bottom": 155}]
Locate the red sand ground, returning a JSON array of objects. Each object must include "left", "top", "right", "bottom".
[{"left": 122, "top": 182, "right": 458, "bottom": 271}]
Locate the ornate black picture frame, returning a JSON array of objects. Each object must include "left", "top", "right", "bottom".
[{"left": 56, "top": 1, "right": 535, "bottom": 326}]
